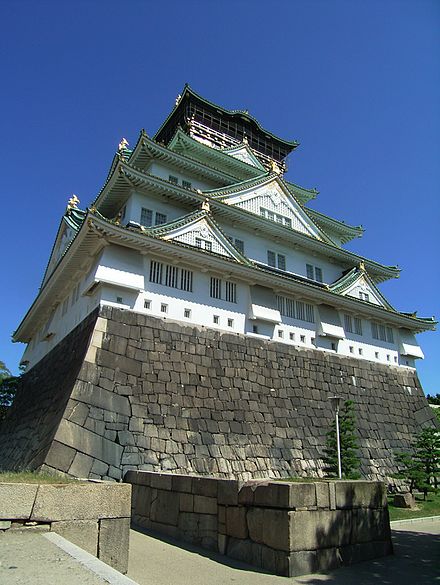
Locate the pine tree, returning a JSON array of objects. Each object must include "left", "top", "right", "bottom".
[{"left": 324, "top": 400, "right": 361, "bottom": 479}]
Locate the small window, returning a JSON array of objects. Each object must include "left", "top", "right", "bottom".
[
  {"left": 315, "top": 267, "right": 323, "bottom": 282},
  {"left": 160, "top": 303, "right": 168, "bottom": 313},
  {"left": 234, "top": 239, "right": 244, "bottom": 254},
  {"left": 253, "top": 325, "right": 259, "bottom": 334},
  {"left": 141, "top": 208, "right": 153, "bottom": 226},
  {"left": 210, "top": 277, "right": 221, "bottom": 299},
  {"left": 213, "top": 315, "right": 219, "bottom": 324},
  {"left": 116, "top": 296, "right": 123, "bottom": 304},
  {"left": 182, "top": 180, "right": 192, "bottom": 189},
  {"left": 155, "top": 212, "right": 167, "bottom": 225},
  {"left": 300, "top": 335, "right": 306, "bottom": 343},
  {"left": 225, "top": 281, "right": 237, "bottom": 303},
  {"left": 277, "top": 254, "right": 286, "bottom": 271},
  {"left": 205, "top": 241, "right": 212, "bottom": 252},
  {"left": 311, "top": 337, "right": 315, "bottom": 346},
  {"left": 306, "top": 264, "right": 314, "bottom": 280},
  {"left": 358, "top": 348, "right": 363, "bottom": 355},
  {"left": 387, "top": 354, "right": 390, "bottom": 362},
  {"left": 169, "top": 175, "right": 178, "bottom": 185},
  {"left": 227, "top": 318, "right": 234, "bottom": 327},
  {"left": 144, "top": 299, "right": 151, "bottom": 309},
  {"left": 394, "top": 356, "right": 398, "bottom": 363},
  {"left": 375, "top": 351, "right": 379, "bottom": 359},
  {"left": 331, "top": 342, "right": 336, "bottom": 351},
  {"left": 278, "top": 330, "right": 283, "bottom": 338},
  {"left": 184, "top": 308, "right": 191, "bottom": 318},
  {"left": 350, "top": 346, "right": 354, "bottom": 354},
  {"left": 289, "top": 332, "right": 295, "bottom": 340},
  {"left": 267, "top": 250, "right": 276, "bottom": 267}
]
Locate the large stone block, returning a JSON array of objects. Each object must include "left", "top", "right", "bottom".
[
  {"left": 225, "top": 506, "right": 248, "bottom": 539},
  {"left": 289, "top": 509, "right": 352, "bottom": 551},
  {"left": 0, "top": 484, "right": 38, "bottom": 519},
  {"left": 45, "top": 441, "right": 76, "bottom": 473},
  {"left": 55, "top": 419, "right": 123, "bottom": 467},
  {"left": 71, "top": 383, "right": 131, "bottom": 417},
  {"left": 247, "top": 507, "right": 290, "bottom": 552},
  {"left": 51, "top": 519, "right": 98, "bottom": 555},
  {"left": 99, "top": 517, "right": 130, "bottom": 574},
  {"left": 30, "top": 483, "right": 131, "bottom": 521},
  {"left": 150, "top": 490, "right": 179, "bottom": 526},
  {"left": 335, "top": 481, "right": 387, "bottom": 509}
]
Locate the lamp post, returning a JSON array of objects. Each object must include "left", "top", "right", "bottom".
[{"left": 329, "top": 395, "right": 343, "bottom": 479}]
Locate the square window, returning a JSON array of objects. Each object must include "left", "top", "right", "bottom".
[
  {"left": 155, "top": 212, "right": 167, "bottom": 225},
  {"left": 160, "top": 303, "right": 168, "bottom": 313},
  {"left": 278, "top": 330, "right": 283, "bottom": 338},
  {"left": 116, "top": 296, "right": 123, "bottom": 304},
  {"left": 141, "top": 208, "right": 153, "bottom": 227},
  {"left": 144, "top": 299, "right": 151, "bottom": 309},
  {"left": 213, "top": 315, "right": 219, "bottom": 324},
  {"left": 267, "top": 250, "right": 276, "bottom": 267},
  {"left": 277, "top": 254, "right": 286, "bottom": 271},
  {"left": 300, "top": 335, "right": 306, "bottom": 343},
  {"left": 228, "top": 318, "right": 234, "bottom": 327},
  {"left": 184, "top": 308, "right": 191, "bottom": 318},
  {"left": 289, "top": 332, "right": 295, "bottom": 340}
]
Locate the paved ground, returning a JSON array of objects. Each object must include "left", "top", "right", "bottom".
[
  {"left": 0, "top": 519, "right": 438, "bottom": 584},
  {"left": 127, "top": 518, "right": 440, "bottom": 585}
]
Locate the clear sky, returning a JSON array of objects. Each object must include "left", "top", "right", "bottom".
[{"left": 1, "top": 0, "right": 439, "bottom": 392}]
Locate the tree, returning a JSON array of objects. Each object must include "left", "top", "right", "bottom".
[
  {"left": 394, "top": 427, "right": 440, "bottom": 499},
  {"left": 0, "top": 361, "right": 19, "bottom": 422},
  {"left": 324, "top": 399, "right": 361, "bottom": 479},
  {"left": 426, "top": 393, "right": 440, "bottom": 406}
]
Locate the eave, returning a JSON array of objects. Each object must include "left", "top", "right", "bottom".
[
  {"left": 90, "top": 160, "right": 399, "bottom": 283},
  {"left": 306, "top": 208, "right": 364, "bottom": 244}
]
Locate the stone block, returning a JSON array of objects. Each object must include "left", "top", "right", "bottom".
[
  {"left": 393, "top": 492, "right": 416, "bottom": 508},
  {"left": 99, "top": 517, "right": 130, "bottom": 574},
  {"left": 0, "top": 521, "right": 11, "bottom": 530},
  {"left": 150, "top": 473, "right": 172, "bottom": 491},
  {"left": 192, "top": 477, "right": 218, "bottom": 498},
  {"left": 51, "top": 519, "right": 98, "bottom": 555},
  {"left": 55, "top": 419, "right": 123, "bottom": 467},
  {"left": 30, "top": 483, "right": 131, "bottom": 521},
  {"left": 68, "top": 452, "right": 94, "bottom": 478},
  {"left": 97, "top": 349, "right": 142, "bottom": 377},
  {"left": 335, "top": 481, "right": 387, "bottom": 509},
  {"left": 0, "top": 484, "right": 38, "bottom": 519},
  {"left": 247, "top": 507, "right": 290, "bottom": 552},
  {"left": 65, "top": 400, "right": 90, "bottom": 426},
  {"left": 179, "top": 493, "right": 194, "bottom": 513},
  {"left": 71, "top": 383, "right": 131, "bottom": 416},
  {"left": 288, "top": 547, "right": 341, "bottom": 577},
  {"left": 315, "top": 482, "right": 330, "bottom": 509},
  {"left": 253, "top": 482, "right": 316, "bottom": 509},
  {"left": 225, "top": 506, "right": 248, "bottom": 539},
  {"left": 194, "top": 495, "right": 217, "bottom": 515},
  {"left": 172, "top": 474, "right": 193, "bottom": 494},
  {"left": 151, "top": 490, "right": 179, "bottom": 526},
  {"left": 45, "top": 441, "right": 76, "bottom": 473},
  {"left": 217, "top": 479, "right": 240, "bottom": 506},
  {"left": 289, "top": 509, "right": 352, "bottom": 551}
]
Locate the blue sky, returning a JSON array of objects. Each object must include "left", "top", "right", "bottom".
[{"left": 1, "top": 0, "right": 439, "bottom": 393}]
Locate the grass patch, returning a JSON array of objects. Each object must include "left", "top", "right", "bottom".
[
  {"left": 388, "top": 492, "right": 440, "bottom": 521},
  {"left": 0, "top": 471, "right": 79, "bottom": 484}
]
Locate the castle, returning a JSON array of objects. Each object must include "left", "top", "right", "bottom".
[{"left": 2, "top": 86, "right": 436, "bottom": 480}]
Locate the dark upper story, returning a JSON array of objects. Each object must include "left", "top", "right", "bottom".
[{"left": 154, "top": 85, "right": 299, "bottom": 170}]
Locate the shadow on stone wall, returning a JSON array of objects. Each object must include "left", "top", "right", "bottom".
[{"left": 0, "top": 309, "right": 98, "bottom": 471}]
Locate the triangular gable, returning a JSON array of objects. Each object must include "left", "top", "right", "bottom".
[
  {"left": 42, "top": 207, "right": 86, "bottom": 286},
  {"left": 221, "top": 143, "right": 266, "bottom": 171},
  {"left": 144, "top": 210, "right": 251, "bottom": 263},
  {"left": 329, "top": 266, "right": 395, "bottom": 310},
  {"left": 209, "top": 176, "right": 328, "bottom": 241}
]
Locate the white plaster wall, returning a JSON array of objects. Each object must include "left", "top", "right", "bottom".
[
  {"left": 124, "top": 191, "right": 189, "bottom": 227},
  {"left": 149, "top": 162, "right": 220, "bottom": 191}
]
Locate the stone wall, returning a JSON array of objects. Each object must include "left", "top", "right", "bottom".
[
  {"left": 0, "top": 305, "right": 437, "bottom": 481},
  {"left": 0, "top": 481, "right": 131, "bottom": 573},
  {"left": 127, "top": 470, "right": 392, "bottom": 577}
]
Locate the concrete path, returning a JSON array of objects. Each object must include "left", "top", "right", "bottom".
[
  {"left": 127, "top": 519, "right": 440, "bottom": 585},
  {"left": 0, "top": 529, "right": 138, "bottom": 585}
]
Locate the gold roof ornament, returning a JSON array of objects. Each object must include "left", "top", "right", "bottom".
[
  {"left": 269, "top": 160, "right": 282, "bottom": 175},
  {"left": 67, "top": 194, "right": 80, "bottom": 209},
  {"left": 359, "top": 260, "right": 366, "bottom": 272},
  {"left": 175, "top": 94, "right": 182, "bottom": 106},
  {"left": 118, "top": 138, "right": 129, "bottom": 152},
  {"left": 201, "top": 199, "right": 210, "bottom": 212}
]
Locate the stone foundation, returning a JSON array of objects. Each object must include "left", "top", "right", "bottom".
[
  {"left": 127, "top": 470, "right": 392, "bottom": 576},
  {"left": 0, "top": 480, "right": 131, "bottom": 573},
  {"left": 0, "top": 305, "right": 437, "bottom": 481}
]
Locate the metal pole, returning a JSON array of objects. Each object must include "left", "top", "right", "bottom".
[{"left": 335, "top": 405, "right": 342, "bottom": 479}]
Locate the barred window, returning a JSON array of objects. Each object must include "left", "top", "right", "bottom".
[
  {"left": 354, "top": 317, "right": 363, "bottom": 336},
  {"left": 150, "top": 261, "right": 193, "bottom": 292},
  {"left": 155, "top": 212, "right": 167, "bottom": 225},
  {"left": 141, "top": 208, "right": 153, "bottom": 227},
  {"left": 260, "top": 207, "right": 292, "bottom": 227},
  {"left": 277, "top": 295, "right": 314, "bottom": 323},
  {"left": 195, "top": 237, "right": 212, "bottom": 251},
  {"left": 371, "top": 321, "right": 392, "bottom": 342},
  {"left": 165, "top": 265, "right": 179, "bottom": 288},
  {"left": 180, "top": 269, "right": 193, "bottom": 292},
  {"left": 169, "top": 175, "right": 178, "bottom": 185},
  {"left": 182, "top": 180, "right": 192, "bottom": 189},
  {"left": 371, "top": 322, "right": 379, "bottom": 339},
  {"left": 386, "top": 327, "right": 394, "bottom": 343},
  {"left": 344, "top": 314, "right": 354, "bottom": 333},
  {"left": 150, "top": 261, "right": 163, "bottom": 284},
  {"left": 225, "top": 281, "right": 237, "bottom": 303},
  {"left": 210, "top": 277, "right": 221, "bottom": 299}
]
